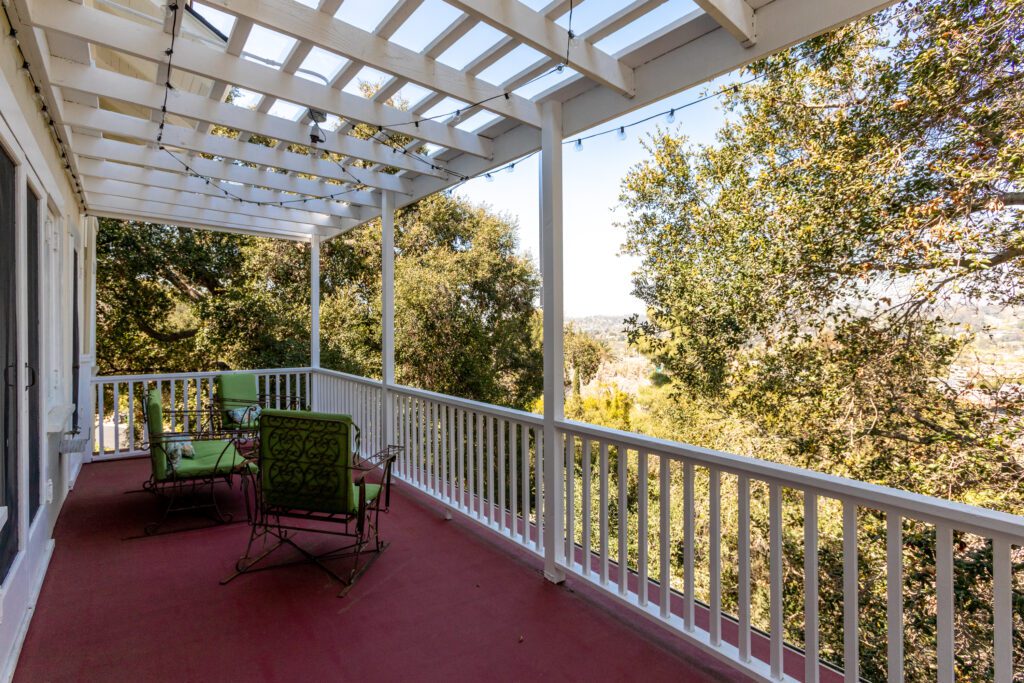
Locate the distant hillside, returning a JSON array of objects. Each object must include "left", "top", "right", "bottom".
[{"left": 568, "top": 315, "right": 652, "bottom": 395}]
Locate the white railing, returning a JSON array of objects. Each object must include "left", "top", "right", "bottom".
[
  {"left": 311, "top": 369, "right": 547, "bottom": 554},
  {"left": 89, "top": 365, "right": 1024, "bottom": 682},
  {"left": 389, "top": 383, "right": 546, "bottom": 554},
  {"left": 556, "top": 419, "right": 1024, "bottom": 683},
  {"left": 89, "top": 367, "right": 312, "bottom": 458},
  {"left": 311, "top": 368, "right": 384, "bottom": 456}
]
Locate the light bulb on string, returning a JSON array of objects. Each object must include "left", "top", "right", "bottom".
[
  {"left": 617, "top": 126, "right": 626, "bottom": 141},
  {"left": 574, "top": 139, "right": 583, "bottom": 152},
  {"left": 485, "top": 173, "right": 494, "bottom": 182},
  {"left": 666, "top": 108, "right": 675, "bottom": 124},
  {"left": 507, "top": 163, "right": 515, "bottom": 173}
]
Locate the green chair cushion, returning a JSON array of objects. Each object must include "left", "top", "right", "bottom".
[
  {"left": 349, "top": 482, "right": 381, "bottom": 514},
  {"left": 217, "top": 373, "right": 259, "bottom": 425},
  {"left": 172, "top": 440, "right": 255, "bottom": 478},
  {"left": 146, "top": 391, "right": 168, "bottom": 481}
]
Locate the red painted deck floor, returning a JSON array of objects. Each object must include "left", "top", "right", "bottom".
[{"left": 15, "top": 459, "right": 743, "bottom": 682}]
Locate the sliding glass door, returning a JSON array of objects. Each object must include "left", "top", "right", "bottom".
[
  {"left": 0, "top": 145, "right": 19, "bottom": 578},
  {"left": 27, "top": 189, "right": 39, "bottom": 520}
]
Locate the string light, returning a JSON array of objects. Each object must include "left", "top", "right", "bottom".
[
  {"left": 574, "top": 139, "right": 583, "bottom": 151},
  {"left": 0, "top": 4, "right": 84, "bottom": 205},
  {"left": 617, "top": 126, "right": 626, "bottom": 141},
  {"left": 666, "top": 108, "right": 675, "bottom": 123}
]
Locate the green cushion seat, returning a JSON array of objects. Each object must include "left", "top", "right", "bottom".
[
  {"left": 145, "top": 389, "right": 255, "bottom": 482},
  {"left": 172, "top": 440, "right": 256, "bottom": 478}
]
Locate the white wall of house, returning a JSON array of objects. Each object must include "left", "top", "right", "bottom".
[{"left": 0, "top": 22, "right": 92, "bottom": 680}]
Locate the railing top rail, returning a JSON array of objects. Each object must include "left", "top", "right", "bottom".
[
  {"left": 310, "top": 367, "right": 384, "bottom": 388},
  {"left": 92, "top": 367, "right": 313, "bottom": 384},
  {"left": 389, "top": 382, "right": 545, "bottom": 426},
  {"left": 558, "top": 417, "right": 1024, "bottom": 542},
  {"left": 310, "top": 368, "right": 544, "bottom": 425}
]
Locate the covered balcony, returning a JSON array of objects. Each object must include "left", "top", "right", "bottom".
[{"left": 0, "top": 0, "right": 1019, "bottom": 681}]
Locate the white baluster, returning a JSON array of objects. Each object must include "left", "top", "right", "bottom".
[
  {"left": 638, "top": 450, "right": 649, "bottom": 606},
  {"left": 936, "top": 524, "right": 954, "bottom": 683},
  {"left": 683, "top": 460, "right": 695, "bottom": 630},
  {"left": 582, "top": 437, "right": 593, "bottom": 579},
  {"left": 843, "top": 501, "right": 859, "bottom": 683},
  {"left": 770, "top": 482, "right": 784, "bottom": 680},
  {"left": 993, "top": 536, "right": 1013, "bottom": 683},
  {"left": 567, "top": 434, "right": 577, "bottom": 567},
  {"left": 618, "top": 444, "right": 629, "bottom": 597},
  {"left": 510, "top": 422, "right": 518, "bottom": 538},
  {"left": 600, "top": 441, "right": 610, "bottom": 586},
  {"left": 709, "top": 465, "right": 720, "bottom": 645},
  {"left": 738, "top": 474, "right": 751, "bottom": 661},
  {"left": 805, "top": 491, "right": 819, "bottom": 683},
  {"left": 887, "top": 513, "right": 904, "bottom": 683},
  {"left": 659, "top": 454, "right": 670, "bottom": 618}
]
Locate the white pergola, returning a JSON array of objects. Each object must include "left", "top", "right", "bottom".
[{"left": 11, "top": 0, "right": 894, "bottom": 582}]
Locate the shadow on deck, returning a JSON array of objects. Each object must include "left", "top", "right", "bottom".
[{"left": 15, "top": 458, "right": 743, "bottom": 682}]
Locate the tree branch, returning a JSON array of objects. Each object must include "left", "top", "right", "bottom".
[{"left": 136, "top": 317, "right": 199, "bottom": 343}]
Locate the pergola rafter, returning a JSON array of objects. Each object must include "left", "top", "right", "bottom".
[
  {"left": 76, "top": 158, "right": 367, "bottom": 221},
  {"left": 60, "top": 101, "right": 415, "bottom": 195},
  {"left": 28, "top": 0, "right": 495, "bottom": 157},
  {"left": 445, "top": 0, "right": 635, "bottom": 97},
  {"left": 82, "top": 177, "right": 352, "bottom": 232},
  {"left": 15, "top": 0, "right": 897, "bottom": 238},
  {"left": 199, "top": 0, "right": 544, "bottom": 127},
  {"left": 73, "top": 136, "right": 381, "bottom": 208}
]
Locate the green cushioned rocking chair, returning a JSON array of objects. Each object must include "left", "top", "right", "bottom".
[
  {"left": 141, "top": 389, "right": 255, "bottom": 535},
  {"left": 221, "top": 409, "right": 399, "bottom": 596}
]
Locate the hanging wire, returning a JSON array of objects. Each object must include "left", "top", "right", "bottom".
[{"left": 151, "top": 0, "right": 908, "bottom": 212}]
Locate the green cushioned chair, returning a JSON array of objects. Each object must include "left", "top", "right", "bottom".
[
  {"left": 222, "top": 409, "right": 399, "bottom": 596},
  {"left": 141, "top": 389, "right": 254, "bottom": 535},
  {"left": 215, "top": 373, "right": 261, "bottom": 429}
]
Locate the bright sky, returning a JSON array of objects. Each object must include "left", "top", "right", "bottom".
[
  {"left": 192, "top": 0, "right": 740, "bottom": 316},
  {"left": 455, "top": 78, "right": 734, "bottom": 317}
]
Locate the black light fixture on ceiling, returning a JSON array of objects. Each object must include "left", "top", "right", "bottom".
[{"left": 308, "top": 108, "right": 327, "bottom": 144}]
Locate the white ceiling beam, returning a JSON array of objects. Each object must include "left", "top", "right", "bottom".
[
  {"left": 87, "top": 202, "right": 321, "bottom": 240},
  {"left": 444, "top": 0, "right": 635, "bottom": 97},
  {"left": 81, "top": 177, "right": 351, "bottom": 230},
  {"left": 693, "top": 0, "right": 756, "bottom": 47},
  {"left": 561, "top": 0, "right": 894, "bottom": 137},
  {"left": 60, "top": 102, "right": 415, "bottom": 195},
  {"left": 72, "top": 136, "right": 382, "bottom": 208},
  {"left": 50, "top": 61, "right": 446, "bottom": 178},
  {"left": 84, "top": 193, "right": 330, "bottom": 237},
  {"left": 76, "top": 157, "right": 366, "bottom": 220},
  {"left": 376, "top": 0, "right": 424, "bottom": 37},
  {"left": 196, "top": 16, "right": 250, "bottom": 135},
  {"left": 28, "top": 0, "right": 495, "bottom": 158},
  {"left": 200, "top": 0, "right": 542, "bottom": 127},
  {"left": 580, "top": 0, "right": 668, "bottom": 43},
  {"left": 404, "top": 0, "right": 899, "bottom": 207}
]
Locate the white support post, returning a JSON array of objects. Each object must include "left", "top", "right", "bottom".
[
  {"left": 310, "top": 233, "right": 321, "bottom": 368},
  {"left": 381, "top": 190, "right": 396, "bottom": 447},
  {"left": 540, "top": 99, "right": 566, "bottom": 584},
  {"left": 83, "top": 216, "right": 98, "bottom": 464}
]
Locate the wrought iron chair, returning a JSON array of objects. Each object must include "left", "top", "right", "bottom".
[
  {"left": 140, "top": 389, "right": 255, "bottom": 535},
  {"left": 222, "top": 409, "right": 399, "bottom": 596}
]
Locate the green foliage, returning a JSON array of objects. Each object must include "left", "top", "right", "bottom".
[
  {"left": 564, "top": 323, "right": 609, "bottom": 397},
  {"left": 96, "top": 193, "right": 542, "bottom": 409},
  {"left": 614, "top": 0, "right": 1024, "bottom": 679}
]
